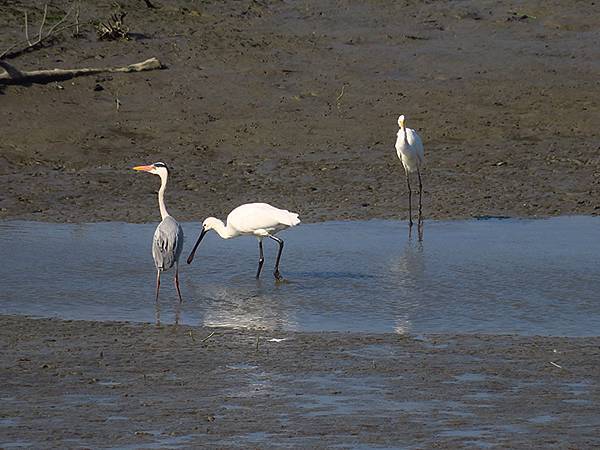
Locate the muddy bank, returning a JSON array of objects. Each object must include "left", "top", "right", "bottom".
[
  {"left": 0, "top": 315, "right": 599, "bottom": 448},
  {"left": 0, "top": 0, "right": 599, "bottom": 223}
]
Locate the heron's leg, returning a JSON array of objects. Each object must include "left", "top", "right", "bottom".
[
  {"left": 406, "top": 171, "right": 413, "bottom": 227},
  {"left": 174, "top": 263, "right": 183, "bottom": 303},
  {"left": 155, "top": 270, "right": 161, "bottom": 303},
  {"left": 256, "top": 239, "right": 265, "bottom": 279},
  {"left": 154, "top": 270, "right": 162, "bottom": 326},
  {"left": 417, "top": 166, "right": 423, "bottom": 223},
  {"left": 268, "top": 235, "right": 284, "bottom": 281}
]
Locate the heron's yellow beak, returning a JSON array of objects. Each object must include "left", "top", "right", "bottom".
[{"left": 133, "top": 165, "right": 153, "bottom": 172}]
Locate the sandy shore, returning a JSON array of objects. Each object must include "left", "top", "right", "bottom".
[
  {"left": 1, "top": 315, "right": 599, "bottom": 448},
  {"left": 1, "top": 0, "right": 599, "bottom": 223}
]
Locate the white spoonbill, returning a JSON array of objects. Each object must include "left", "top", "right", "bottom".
[
  {"left": 395, "top": 114, "right": 424, "bottom": 226},
  {"left": 133, "top": 162, "right": 184, "bottom": 302},
  {"left": 187, "top": 203, "right": 300, "bottom": 281}
]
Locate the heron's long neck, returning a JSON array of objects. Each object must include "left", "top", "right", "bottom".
[
  {"left": 158, "top": 173, "right": 169, "bottom": 220},
  {"left": 212, "top": 219, "right": 236, "bottom": 239}
]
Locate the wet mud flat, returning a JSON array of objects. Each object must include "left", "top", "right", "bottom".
[
  {"left": 1, "top": 316, "right": 599, "bottom": 448},
  {"left": 1, "top": 0, "right": 599, "bottom": 223}
]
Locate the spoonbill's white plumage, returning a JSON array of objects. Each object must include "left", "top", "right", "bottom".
[
  {"left": 133, "top": 162, "right": 184, "bottom": 303},
  {"left": 187, "top": 203, "right": 300, "bottom": 281},
  {"left": 395, "top": 114, "right": 424, "bottom": 226}
]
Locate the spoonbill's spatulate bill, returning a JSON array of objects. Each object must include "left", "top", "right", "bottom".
[
  {"left": 187, "top": 202, "right": 300, "bottom": 281},
  {"left": 133, "top": 162, "right": 184, "bottom": 303},
  {"left": 395, "top": 115, "right": 424, "bottom": 227}
]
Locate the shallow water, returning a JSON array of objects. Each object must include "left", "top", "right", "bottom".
[{"left": 1, "top": 216, "right": 599, "bottom": 336}]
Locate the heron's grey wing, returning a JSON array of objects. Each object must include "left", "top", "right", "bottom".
[{"left": 152, "top": 216, "right": 183, "bottom": 271}]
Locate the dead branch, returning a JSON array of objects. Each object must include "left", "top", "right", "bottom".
[
  {"left": 0, "top": 57, "right": 163, "bottom": 85},
  {"left": 74, "top": 1, "right": 81, "bottom": 36},
  {"left": 0, "top": 2, "right": 79, "bottom": 60},
  {"left": 38, "top": 4, "right": 49, "bottom": 43},
  {"left": 24, "top": 12, "right": 31, "bottom": 46},
  {"left": 96, "top": 11, "right": 129, "bottom": 41}
]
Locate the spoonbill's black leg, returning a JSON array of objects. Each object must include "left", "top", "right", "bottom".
[
  {"left": 256, "top": 239, "right": 265, "bottom": 279},
  {"left": 269, "top": 235, "right": 284, "bottom": 281},
  {"left": 174, "top": 297, "right": 181, "bottom": 326}
]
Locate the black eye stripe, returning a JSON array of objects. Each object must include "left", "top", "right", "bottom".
[{"left": 153, "top": 162, "right": 168, "bottom": 169}]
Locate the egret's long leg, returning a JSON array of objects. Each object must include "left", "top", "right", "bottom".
[
  {"left": 417, "top": 166, "right": 423, "bottom": 222},
  {"left": 406, "top": 172, "right": 413, "bottom": 227},
  {"left": 268, "top": 235, "right": 284, "bottom": 281},
  {"left": 174, "top": 263, "right": 183, "bottom": 303},
  {"left": 256, "top": 239, "right": 265, "bottom": 279},
  {"left": 155, "top": 270, "right": 161, "bottom": 303}
]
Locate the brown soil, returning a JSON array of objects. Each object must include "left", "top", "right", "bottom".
[
  {"left": 1, "top": 316, "right": 599, "bottom": 448},
  {"left": 1, "top": 0, "right": 599, "bottom": 224}
]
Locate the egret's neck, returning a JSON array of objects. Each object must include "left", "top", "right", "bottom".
[
  {"left": 211, "top": 219, "right": 236, "bottom": 239},
  {"left": 399, "top": 126, "right": 408, "bottom": 145},
  {"left": 157, "top": 172, "right": 169, "bottom": 220}
]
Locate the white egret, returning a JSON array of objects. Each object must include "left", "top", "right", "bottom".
[
  {"left": 133, "top": 162, "right": 184, "bottom": 303},
  {"left": 187, "top": 203, "right": 300, "bottom": 281},
  {"left": 395, "top": 114, "right": 424, "bottom": 226}
]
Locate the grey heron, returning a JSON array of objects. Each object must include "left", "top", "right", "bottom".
[
  {"left": 187, "top": 203, "right": 300, "bottom": 281},
  {"left": 133, "top": 162, "right": 184, "bottom": 302},
  {"left": 395, "top": 115, "right": 425, "bottom": 228}
]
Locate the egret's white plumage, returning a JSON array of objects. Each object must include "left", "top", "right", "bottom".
[
  {"left": 395, "top": 115, "right": 424, "bottom": 227},
  {"left": 395, "top": 115, "right": 424, "bottom": 174},
  {"left": 133, "top": 162, "right": 184, "bottom": 302},
  {"left": 187, "top": 203, "right": 300, "bottom": 280}
]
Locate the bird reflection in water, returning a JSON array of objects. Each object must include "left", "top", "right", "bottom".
[
  {"left": 199, "top": 284, "right": 297, "bottom": 331},
  {"left": 388, "top": 235, "right": 425, "bottom": 335},
  {"left": 408, "top": 218, "right": 424, "bottom": 242}
]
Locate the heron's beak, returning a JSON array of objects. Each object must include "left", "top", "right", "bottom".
[
  {"left": 187, "top": 228, "right": 208, "bottom": 264},
  {"left": 133, "top": 165, "right": 153, "bottom": 172}
]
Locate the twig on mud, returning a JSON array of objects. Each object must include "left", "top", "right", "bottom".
[
  {"left": 336, "top": 84, "right": 346, "bottom": 103},
  {"left": 549, "top": 361, "right": 563, "bottom": 369},
  {"left": 0, "top": 1, "right": 80, "bottom": 60},
  {"left": 74, "top": 0, "right": 82, "bottom": 36},
  {"left": 188, "top": 330, "right": 196, "bottom": 342},
  {"left": 24, "top": 12, "right": 32, "bottom": 46},
  {"left": 201, "top": 331, "right": 216, "bottom": 343},
  {"left": 38, "top": 4, "right": 49, "bottom": 44},
  {"left": 255, "top": 335, "right": 260, "bottom": 351}
]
